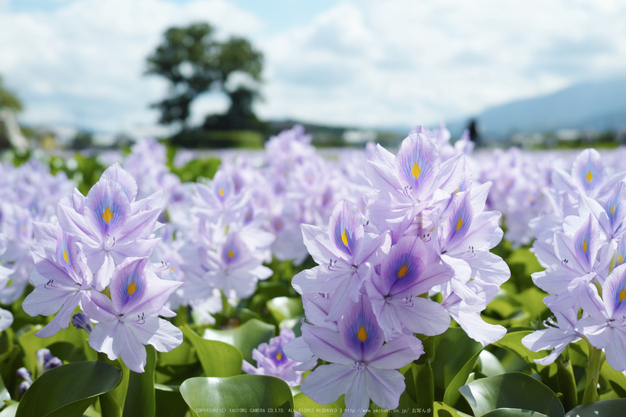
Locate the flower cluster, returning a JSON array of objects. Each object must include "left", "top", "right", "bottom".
[
  {"left": 285, "top": 125, "right": 510, "bottom": 415},
  {"left": 242, "top": 328, "right": 303, "bottom": 386},
  {"left": 22, "top": 164, "right": 182, "bottom": 372},
  {"left": 0, "top": 159, "right": 75, "bottom": 330},
  {"left": 170, "top": 125, "right": 368, "bottom": 324},
  {"left": 523, "top": 148, "right": 626, "bottom": 370}
]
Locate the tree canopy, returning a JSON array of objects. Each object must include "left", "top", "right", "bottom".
[
  {"left": 146, "top": 22, "right": 263, "bottom": 128},
  {"left": 0, "top": 75, "right": 23, "bottom": 113}
]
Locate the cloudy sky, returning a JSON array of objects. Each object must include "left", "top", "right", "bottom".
[{"left": 1, "top": 0, "right": 625, "bottom": 135}]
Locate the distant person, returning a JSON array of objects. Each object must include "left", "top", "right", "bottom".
[{"left": 468, "top": 119, "right": 480, "bottom": 147}]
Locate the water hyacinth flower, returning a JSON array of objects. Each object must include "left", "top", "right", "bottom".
[
  {"left": 577, "top": 264, "right": 626, "bottom": 371},
  {"left": 365, "top": 236, "right": 451, "bottom": 340},
  {"left": 299, "top": 295, "right": 422, "bottom": 416},
  {"left": 242, "top": 328, "right": 303, "bottom": 386},
  {"left": 56, "top": 164, "right": 163, "bottom": 289},
  {"left": 23, "top": 227, "right": 95, "bottom": 337},
  {"left": 292, "top": 200, "right": 391, "bottom": 322},
  {"left": 83, "top": 257, "right": 182, "bottom": 373}
]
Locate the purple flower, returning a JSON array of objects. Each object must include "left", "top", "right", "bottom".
[
  {"left": 83, "top": 257, "right": 182, "bottom": 373},
  {"left": 292, "top": 200, "right": 390, "bottom": 322},
  {"left": 242, "top": 328, "right": 303, "bottom": 386},
  {"left": 577, "top": 264, "right": 626, "bottom": 371},
  {"left": 365, "top": 236, "right": 451, "bottom": 340},
  {"left": 522, "top": 310, "right": 581, "bottom": 365},
  {"left": 23, "top": 227, "right": 95, "bottom": 337},
  {"left": 56, "top": 164, "right": 163, "bottom": 289},
  {"left": 298, "top": 294, "right": 422, "bottom": 416}
]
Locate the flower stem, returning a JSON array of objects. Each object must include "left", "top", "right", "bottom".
[
  {"left": 555, "top": 347, "right": 577, "bottom": 412},
  {"left": 582, "top": 342, "right": 604, "bottom": 404}
]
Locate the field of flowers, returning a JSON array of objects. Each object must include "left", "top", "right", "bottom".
[{"left": 0, "top": 124, "right": 625, "bottom": 417}]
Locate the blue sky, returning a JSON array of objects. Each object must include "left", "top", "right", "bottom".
[{"left": 1, "top": 0, "right": 625, "bottom": 136}]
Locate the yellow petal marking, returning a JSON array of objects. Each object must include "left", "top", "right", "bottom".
[
  {"left": 456, "top": 217, "right": 463, "bottom": 231},
  {"left": 102, "top": 206, "right": 114, "bottom": 224},
  {"left": 63, "top": 249, "right": 69, "bottom": 264},
  {"left": 611, "top": 205, "right": 616, "bottom": 216},
  {"left": 228, "top": 249, "right": 234, "bottom": 258},
  {"left": 620, "top": 288, "right": 626, "bottom": 303},
  {"left": 127, "top": 281, "right": 137, "bottom": 296},
  {"left": 582, "top": 238, "right": 588, "bottom": 253},
  {"left": 586, "top": 170, "right": 593, "bottom": 183},
  {"left": 276, "top": 352, "right": 282, "bottom": 361},
  {"left": 219, "top": 188, "right": 224, "bottom": 196},
  {"left": 170, "top": 266, "right": 175, "bottom": 272},
  {"left": 412, "top": 161, "right": 421, "bottom": 180},
  {"left": 618, "top": 254, "right": 624, "bottom": 265},
  {"left": 398, "top": 264, "right": 408, "bottom": 278},
  {"left": 357, "top": 325, "right": 368, "bottom": 343},
  {"left": 341, "top": 229, "right": 349, "bottom": 246}
]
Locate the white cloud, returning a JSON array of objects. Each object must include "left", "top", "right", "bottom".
[
  {"left": 1, "top": 0, "right": 625, "bottom": 133},
  {"left": 256, "top": 0, "right": 626, "bottom": 128},
  {"left": 0, "top": 0, "right": 261, "bottom": 132}
]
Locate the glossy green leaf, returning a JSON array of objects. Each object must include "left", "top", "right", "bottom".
[
  {"left": 182, "top": 326, "right": 243, "bottom": 377},
  {"left": 266, "top": 297, "right": 304, "bottom": 324},
  {"left": 294, "top": 393, "right": 344, "bottom": 417},
  {"left": 477, "top": 351, "right": 505, "bottom": 378},
  {"left": 0, "top": 403, "right": 18, "bottom": 417},
  {"left": 459, "top": 373, "right": 564, "bottom": 417},
  {"left": 434, "top": 401, "right": 466, "bottom": 417},
  {"left": 202, "top": 319, "right": 275, "bottom": 363},
  {"left": 123, "top": 345, "right": 156, "bottom": 417},
  {"left": 16, "top": 361, "right": 122, "bottom": 417},
  {"left": 492, "top": 331, "right": 548, "bottom": 368},
  {"left": 180, "top": 375, "right": 293, "bottom": 417},
  {"left": 482, "top": 409, "right": 548, "bottom": 417},
  {"left": 155, "top": 338, "right": 202, "bottom": 386},
  {"left": 433, "top": 328, "right": 483, "bottom": 399},
  {"left": 443, "top": 346, "right": 483, "bottom": 407},
  {"left": 97, "top": 353, "right": 130, "bottom": 417},
  {"left": 565, "top": 399, "right": 626, "bottom": 417}
]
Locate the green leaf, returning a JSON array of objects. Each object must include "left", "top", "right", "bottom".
[
  {"left": 266, "top": 297, "right": 304, "bottom": 324},
  {"left": 123, "top": 345, "right": 156, "bottom": 417},
  {"left": 155, "top": 384, "right": 189, "bottom": 417},
  {"left": 482, "top": 409, "right": 548, "bottom": 417},
  {"left": 181, "top": 326, "right": 243, "bottom": 377},
  {"left": 0, "top": 374, "right": 10, "bottom": 409},
  {"left": 565, "top": 399, "right": 626, "bottom": 417},
  {"left": 443, "top": 347, "right": 483, "bottom": 407},
  {"left": 180, "top": 375, "right": 293, "bottom": 417},
  {"left": 459, "top": 373, "right": 564, "bottom": 417},
  {"left": 202, "top": 319, "right": 275, "bottom": 363},
  {"left": 97, "top": 353, "right": 130, "bottom": 417},
  {"left": 600, "top": 360, "right": 626, "bottom": 397},
  {"left": 16, "top": 361, "right": 122, "bottom": 417},
  {"left": 432, "top": 328, "right": 483, "bottom": 399},
  {"left": 434, "top": 401, "right": 465, "bottom": 417},
  {"left": 18, "top": 326, "right": 95, "bottom": 375},
  {"left": 492, "top": 331, "right": 548, "bottom": 369},
  {"left": 477, "top": 351, "right": 505, "bottom": 378},
  {"left": 294, "top": 393, "right": 344, "bottom": 417},
  {"left": 0, "top": 403, "right": 18, "bottom": 417}
]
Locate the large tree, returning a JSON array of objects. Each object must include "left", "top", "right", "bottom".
[
  {"left": 146, "top": 23, "right": 263, "bottom": 128},
  {"left": 0, "top": 75, "right": 23, "bottom": 112}
]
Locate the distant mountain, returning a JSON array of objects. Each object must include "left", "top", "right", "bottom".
[{"left": 447, "top": 77, "right": 626, "bottom": 139}]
